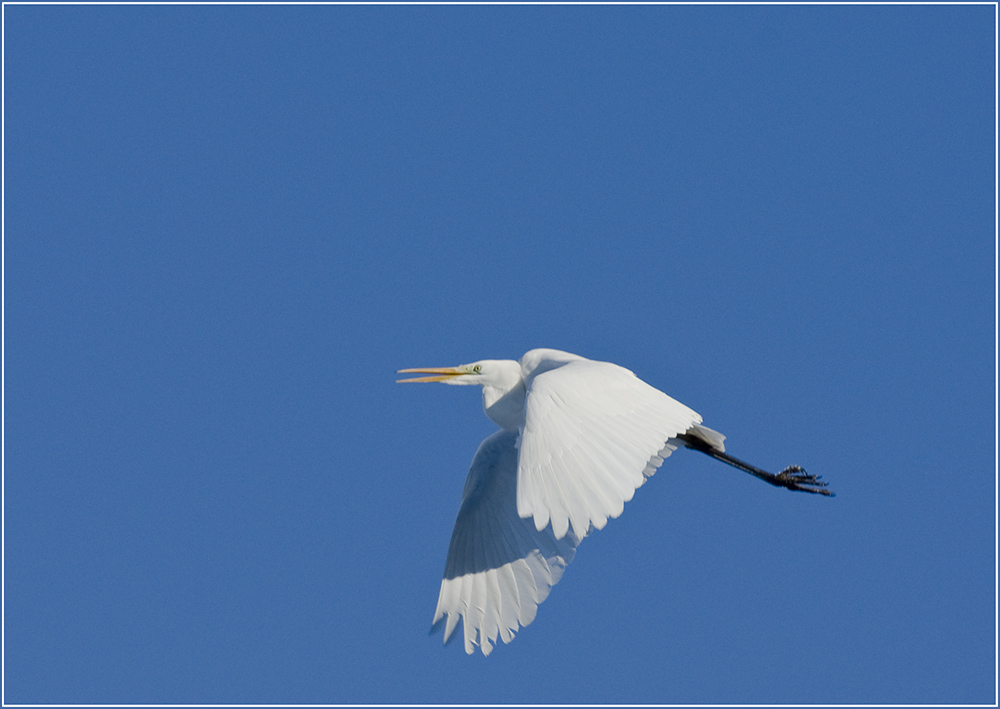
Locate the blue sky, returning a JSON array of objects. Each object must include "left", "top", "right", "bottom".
[{"left": 4, "top": 3, "right": 995, "bottom": 705}]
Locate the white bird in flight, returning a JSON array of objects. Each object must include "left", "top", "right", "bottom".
[{"left": 398, "top": 348, "right": 832, "bottom": 656}]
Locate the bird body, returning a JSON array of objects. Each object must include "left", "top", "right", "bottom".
[{"left": 398, "top": 348, "right": 830, "bottom": 655}]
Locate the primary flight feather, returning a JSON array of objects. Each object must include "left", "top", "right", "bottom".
[{"left": 398, "top": 348, "right": 831, "bottom": 656}]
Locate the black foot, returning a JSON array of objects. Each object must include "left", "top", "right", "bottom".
[{"left": 771, "top": 465, "right": 834, "bottom": 496}]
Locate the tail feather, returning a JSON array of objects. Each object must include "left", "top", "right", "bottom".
[{"left": 683, "top": 423, "right": 726, "bottom": 453}]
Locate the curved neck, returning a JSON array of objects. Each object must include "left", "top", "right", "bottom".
[{"left": 481, "top": 362, "right": 526, "bottom": 431}]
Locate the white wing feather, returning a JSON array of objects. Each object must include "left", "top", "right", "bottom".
[
  {"left": 432, "top": 430, "right": 581, "bottom": 656},
  {"left": 517, "top": 357, "right": 703, "bottom": 539}
]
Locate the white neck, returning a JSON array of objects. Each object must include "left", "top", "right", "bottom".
[{"left": 480, "top": 361, "right": 526, "bottom": 431}]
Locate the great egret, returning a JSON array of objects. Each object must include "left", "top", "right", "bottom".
[{"left": 398, "top": 348, "right": 831, "bottom": 656}]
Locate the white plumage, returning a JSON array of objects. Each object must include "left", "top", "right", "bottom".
[
  {"left": 398, "top": 348, "right": 829, "bottom": 655},
  {"left": 400, "top": 348, "right": 719, "bottom": 655},
  {"left": 517, "top": 355, "right": 703, "bottom": 539},
  {"left": 431, "top": 430, "right": 580, "bottom": 655}
]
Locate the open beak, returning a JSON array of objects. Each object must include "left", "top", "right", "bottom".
[{"left": 396, "top": 366, "right": 465, "bottom": 383}]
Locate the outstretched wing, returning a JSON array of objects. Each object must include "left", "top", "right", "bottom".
[
  {"left": 432, "top": 430, "right": 581, "bottom": 656},
  {"left": 517, "top": 359, "right": 703, "bottom": 540}
]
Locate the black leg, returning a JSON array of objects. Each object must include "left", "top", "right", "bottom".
[{"left": 676, "top": 434, "right": 834, "bottom": 497}]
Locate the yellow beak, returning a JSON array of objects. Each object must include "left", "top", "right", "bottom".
[{"left": 396, "top": 367, "right": 465, "bottom": 383}]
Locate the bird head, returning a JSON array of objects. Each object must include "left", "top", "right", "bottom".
[
  {"left": 398, "top": 359, "right": 527, "bottom": 430},
  {"left": 397, "top": 360, "right": 512, "bottom": 386}
]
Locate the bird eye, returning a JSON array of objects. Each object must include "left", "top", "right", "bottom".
[{"left": 473, "top": 365, "right": 481, "bottom": 373}]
